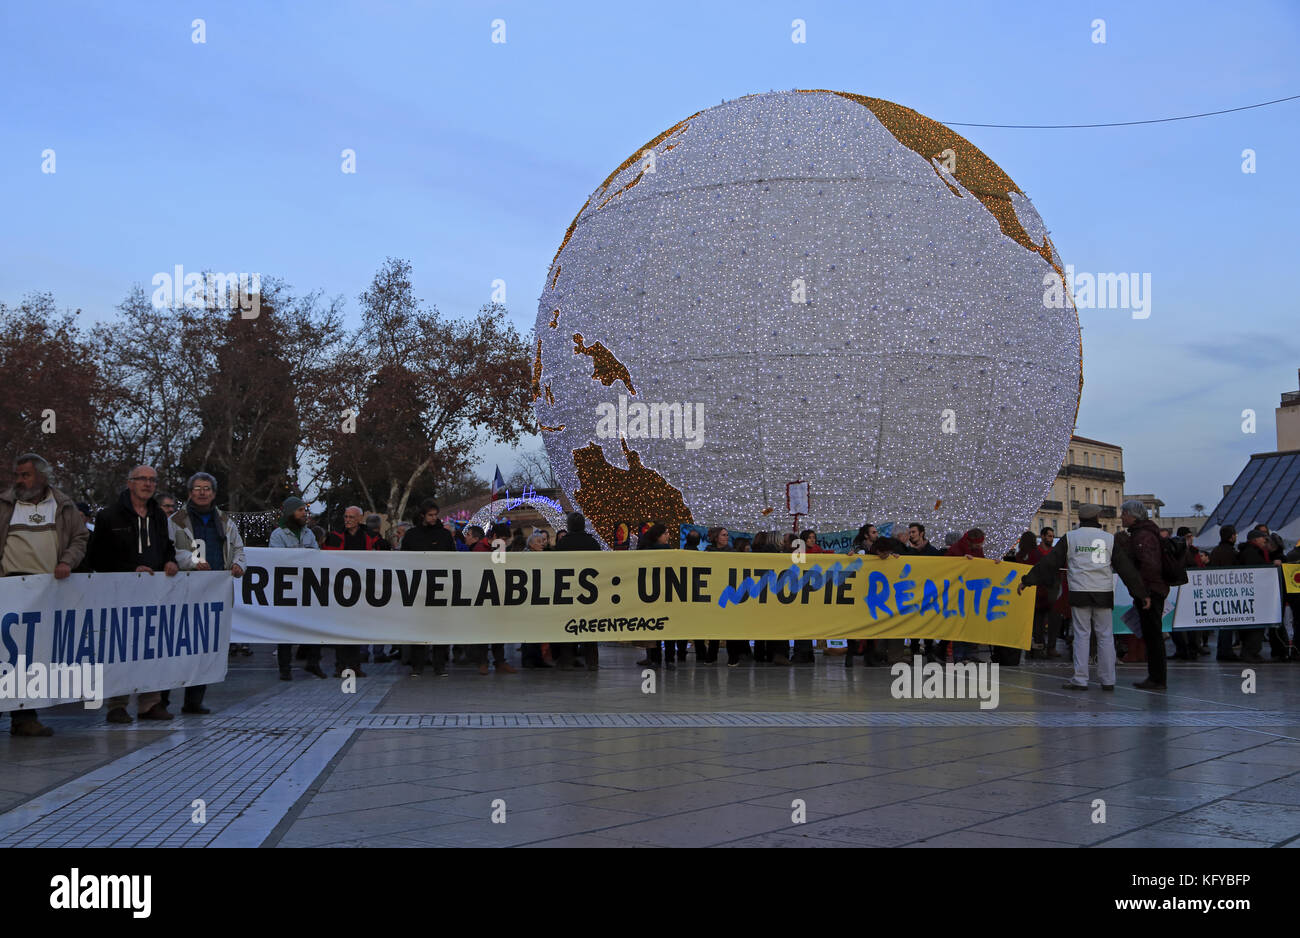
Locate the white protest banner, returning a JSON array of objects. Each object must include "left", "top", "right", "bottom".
[
  {"left": 0, "top": 571, "right": 230, "bottom": 713},
  {"left": 1172, "top": 565, "right": 1282, "bottom": 630}
]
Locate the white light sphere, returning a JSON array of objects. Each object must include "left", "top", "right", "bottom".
[{"left": 534, "top": 90, "right": 1081, "bottom": 555}]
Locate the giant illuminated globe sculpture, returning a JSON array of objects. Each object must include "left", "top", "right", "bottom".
[{"left": 533, "top": 90, "right": 1081, "bottom": 554}]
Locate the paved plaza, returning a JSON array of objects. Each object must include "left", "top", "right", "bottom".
[{"left": 3, "top": 646, "right": 1300, "bottom": 848}]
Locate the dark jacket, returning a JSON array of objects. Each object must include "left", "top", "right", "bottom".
[
  {"left": 1021, "top": 521, "right": 1147, "bottom": 607},
  {"left": 1207, "top": 542, "right": 1238, "bottom": 568},
  {"left": 902, "top": 541, "right": 942, "bottom": 557},
  {"left": 87, "top": 489, "right": 176, "bottom": 572},
  {"left": 1123, "top": 518, "right": 1168, "bottom": 598},
  {"left": 400, "top": 520, "right": 456, "bottom": 551},
  {"left": 560, "top": 530, "right": 602, "bottom": 551},
  {"left": 1238, "top": 542, "right": 1272, "bottom": 566}
]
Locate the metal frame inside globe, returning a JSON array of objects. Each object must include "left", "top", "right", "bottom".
[{"left": 534, "top": 90, "right": 1081, "bottom": 556}]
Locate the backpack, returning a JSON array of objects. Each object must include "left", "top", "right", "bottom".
[{"left": 1160, "top": 537, "right": 1189, "bottom": 586}]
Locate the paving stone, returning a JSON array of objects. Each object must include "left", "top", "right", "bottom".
[{"left": 5, "top": 647, "right": 1300, "bottom": 847}]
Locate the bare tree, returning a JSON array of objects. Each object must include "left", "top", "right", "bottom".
[
  {"left": 320, "top": 258, "right": 533, "bottom": 523},
  {"left": 506, "top": 445, "right": 557, "bottom": 491},
  {"left": 0, "top": 293, "right": 111, "bottom": 500},
  {"left": 92, "top": 285, "right": 201, "bottom": 494},
  {"left": 178, "top": 278, "right": 348, "bottom": 510}
]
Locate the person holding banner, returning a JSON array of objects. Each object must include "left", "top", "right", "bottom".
[
  {"left": 1207, "top": 525, "right": 1242, "bottom": 661},
  {"left": 400, "top": 499, "right": 456, "bottom": 677},
  {"left": 167, "top": 472, "right": 246, "bottom": 713},
  {"left": 463, "top": 524, "right": 519, "bottom": 674},
  {"left": 556, "top": 512, "right": 602, "bottom": 670},
  {"left": 1, "top": 453, "right": 90, "bottom": 737},
  {"left": 637, "top": 524, "right": 676, "bottom": 669},
  {"left": 947, "top": 529, "right": 991, "bottom": 664},
  {"left": 269, "top": 497, "right": 326, "bottom": 681},
  {"left": 747, "top": 532, "right": 791, "bottom": 666},
  {"left": 323, "top": 506, "right": 381, "bottom": 677},
  {"left": 1020, "top": 503, "right": 1149, "bottom": 691},
  {"left": 88, "top": 465, "right": 180, "bottom": 722},
  {"left": 1239, "top": 529, "right": 1284, "bottom": 662}
]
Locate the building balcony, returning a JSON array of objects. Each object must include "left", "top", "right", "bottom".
[
  {"left": 1039, "top": 500, "right": 1063, "bottom": 512},
  {"left": 1065, "top": 500, "right": 1117, "bottom": 517},
  {"left": 1059, "top": 465, "right": 1126, "bottom": 483}
]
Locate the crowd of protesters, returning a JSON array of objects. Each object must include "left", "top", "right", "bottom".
[{"left": 4, "top": 449, "right": 1299, "bottom": 738}]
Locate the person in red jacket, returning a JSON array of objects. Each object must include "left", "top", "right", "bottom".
[
  {"left": 947, "top": 528, "right": 997, "bottom": 662},
  {"left": 321, "top": 505, "right": 382, "bottom": 675},
  {"left": 322, "top": 506, "right": 382, "bottom": 551},
  {"left": 464, "top": 524, "right": 518, "bottom": 674}
]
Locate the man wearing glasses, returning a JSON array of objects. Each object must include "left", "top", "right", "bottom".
[
  {"left": 166, "top": 472, "right": 246, "bottom": 714},
  {"left": 87, "top": 465, "right": 179, "bottom": 723}
]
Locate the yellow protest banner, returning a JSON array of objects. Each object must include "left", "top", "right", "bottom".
[
  {"left": 1284, "top": 564, "right": 1300, "bottom": 595},
  {"left": 235, "top": 549, "right": 1035, "bottom": 648}
]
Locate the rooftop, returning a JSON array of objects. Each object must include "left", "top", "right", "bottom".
[
  {"left": 1069, "top": 434, "right": 1122, "bottom": 450},
  {"left": 1196, "top": 448, "right": 1300, "bottom": 544}
]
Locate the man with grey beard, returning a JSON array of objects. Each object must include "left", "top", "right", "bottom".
[
  {"left": 0, "top": 453, "right": 90, "bottom": 737},
  {"left": 87, "top": 464, "right": 179, "bottom": 722}
]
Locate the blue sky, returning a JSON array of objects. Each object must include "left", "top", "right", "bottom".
[{"left": 3, "top": 0, "right": 1297, "bottom": 517}]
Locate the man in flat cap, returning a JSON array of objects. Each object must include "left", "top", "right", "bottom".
[{"left": 1020, "top": 504, "right": 1148, "bottom": 691}]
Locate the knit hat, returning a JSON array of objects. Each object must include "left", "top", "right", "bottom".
[
  {"left": 1077, "top": 503, "right": 1101, "bottom": 520},
  {"left": 282, "top": 496, "right": 307, "bottom": 515}
]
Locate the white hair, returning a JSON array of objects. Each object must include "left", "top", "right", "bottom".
[
  {"left": 13, "top": 452, "right": 52, "bottom": 483},
  {"left": 187, "top": 471, "right": 218, "bottom": 493},
  {"left": 1120, "top": 499, "right": 1148, "bottom": 521}
]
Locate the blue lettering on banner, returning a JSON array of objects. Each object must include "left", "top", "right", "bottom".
[
  {"left": 718, "top": 560, "right": 863, "bottom": 608},
  {"left": 721, "top": 560, "right": 1025, "bottom": 624},
  {"left": 35, "top": 601, "right": 228, "bottom": 666}
]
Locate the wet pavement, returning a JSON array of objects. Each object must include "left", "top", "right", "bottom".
[{"left": 3, "top": 644, "right": 1299, "bottom": 847}]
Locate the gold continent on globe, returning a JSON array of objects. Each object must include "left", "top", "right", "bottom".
[{"left": 534, "top": 90, "right": 1081, "bottom": 554}]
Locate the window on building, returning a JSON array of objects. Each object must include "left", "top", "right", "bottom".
[
  {"left": 1113, "top": 456, "right": 1119, "bottom": 469},
  {"left": 1070, "top": 486, "right": 1076, "bottom": 500},
  {"left": 1068, "top": 449, "right": 1074, "bottom": 464},
  {"left": 1085, "top": 487, "right": 1091, "bottom": 501}
]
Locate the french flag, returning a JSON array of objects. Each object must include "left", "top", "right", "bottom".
[{"left": 491, "top": 466, "right": 506, "bottom": 500}]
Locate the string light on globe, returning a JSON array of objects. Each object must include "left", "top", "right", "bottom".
[{"left": 534, "top": 91, "right": 1080, "bottom": 556}]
